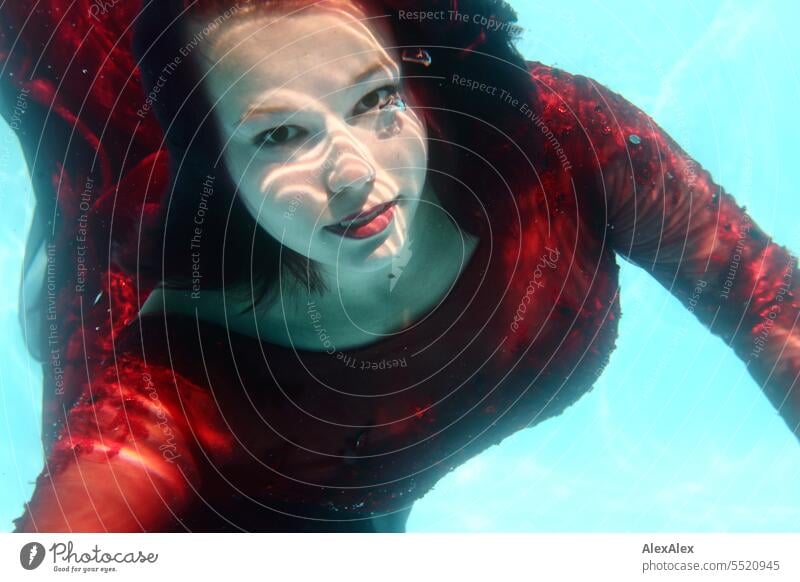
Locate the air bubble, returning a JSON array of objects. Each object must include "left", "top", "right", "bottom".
[
  {"left": 382, "top": 94, "right": 406, "bottom": 112},
  {"left": 376, "top": 107, "right": 404, "bottom": 139},
  {"left": 628, "top": 134, "right": 641, "bottom": 145},
  {"left": 401, "top": 48, "right": 432, "bottom": 67}
]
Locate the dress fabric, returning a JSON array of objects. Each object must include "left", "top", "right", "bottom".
[{"left": 1, "top": 2, "right": 797, "bottom": 532}]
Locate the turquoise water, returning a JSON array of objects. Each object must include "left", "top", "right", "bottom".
[{"left": 2, "top": 0, "right": 800, "bottom": 532}]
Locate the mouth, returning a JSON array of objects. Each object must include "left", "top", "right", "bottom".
[{"left": 324, "top": 200, "right": 398, "bottom": 240}]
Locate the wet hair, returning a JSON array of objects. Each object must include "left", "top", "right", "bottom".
[{"left": 133, "top": 0, "right": 534, "bottom": 310}]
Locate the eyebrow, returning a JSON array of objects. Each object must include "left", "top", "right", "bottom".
[
  {"left": 351, "top": 61, "right": 397, "bottom": 86},
  {"left": 238, "top": 60, "right": 398, "bottom": 124}
]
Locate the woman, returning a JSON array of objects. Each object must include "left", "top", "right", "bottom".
[{"left": 2, "top": 0, "right": 798, "bottom": 532}]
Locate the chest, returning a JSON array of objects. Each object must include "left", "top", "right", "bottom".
[{"left": 201, "top": 217, "right": 621, "bottom": 512}]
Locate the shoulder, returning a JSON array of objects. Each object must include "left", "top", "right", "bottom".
[
  {"left": 525, "top": 60, "right": 626, "bottom": 109},
  {"left": 524, "top": 60, "right": 646, "bottom": 134},
  {"left": 521, "top": 60, "right": 664, "bottom": 175}
]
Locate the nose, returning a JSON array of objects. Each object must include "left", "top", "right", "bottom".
[{"left": 324, "top": 133, "right": 376, "bottom": 196}]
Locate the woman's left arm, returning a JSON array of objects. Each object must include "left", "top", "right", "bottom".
[{"left": 533, "top": 64, "right": 800, "bottom": 440}]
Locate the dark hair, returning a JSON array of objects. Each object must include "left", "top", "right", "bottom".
[{"left": 133, "top": 0, "right": 535, "bottom": 310}]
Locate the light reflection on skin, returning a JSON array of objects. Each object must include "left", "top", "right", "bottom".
[
  {"left": 142, "top": 2, "right": 479, "bottom": 348},
  {"left": 199, "top": 5, "right": 427, "bottom": 274}
]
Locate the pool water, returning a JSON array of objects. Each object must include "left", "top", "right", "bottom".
[{"left": 2, "top": 0, "right": 799, "bottom": 532}]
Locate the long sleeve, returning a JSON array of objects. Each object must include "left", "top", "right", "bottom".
[
  {"left": 530, "top": 63, "right": 799, "bottom": 440},
  {"left": 13, "top": 354, "right": 217, "bottom": 532}
]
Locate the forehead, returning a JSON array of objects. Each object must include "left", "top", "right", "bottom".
[{"left": 198, "top": 8, "right": 399, "bottom": 110}]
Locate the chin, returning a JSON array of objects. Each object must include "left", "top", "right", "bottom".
[
  {"left": 341, "top": 253, "right": 395, "bottom": 273},
  {"left": 335, "top": 238, "right": 408, "bottom": 273}
]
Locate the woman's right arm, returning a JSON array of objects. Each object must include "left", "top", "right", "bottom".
[{"left": 14, "top": 356, "right": 227, "bottom": 532}]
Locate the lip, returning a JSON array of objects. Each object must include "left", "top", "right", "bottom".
[
  {"left": 325, "top": 200, "right": 397, "bottom": 240},
  {"left": 334, "top": 200, "right": 394, "bottom": 224}
]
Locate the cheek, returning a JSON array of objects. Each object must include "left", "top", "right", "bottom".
[
  {"left": 396, "top": 112, "right": 428, "bottom": 182},
  {"left": 223, "top": 146, "right": 330, "bottom": 239},
  {"left": 242, "top": 164, "right": 329, "bottom": 230},
  {"left": 224, "top": 148, "right": 289, "bottom": 209},
  {"left": 392, "top": 139, "right": 427, "bottom": 194},
  {"left": 368, "top": 118, "right": 428, "bottom": 186}
]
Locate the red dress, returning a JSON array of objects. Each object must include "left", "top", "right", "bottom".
[{"left": 2, "top": 3, "right": 798, "bottom": 532}]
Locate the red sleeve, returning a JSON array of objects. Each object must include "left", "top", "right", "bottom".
[
  {"left": 529, "top": 63, "right": 800, "bottom": 439},
  {"left": 14, "top": 353, "right": 234, "bottom": 532}
]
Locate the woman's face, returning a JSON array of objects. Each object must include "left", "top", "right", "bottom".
[{"left": 198, "top": 6, "right": 428, "bottom": 272}]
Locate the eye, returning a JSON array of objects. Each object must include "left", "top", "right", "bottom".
[
  {"left": 253, "top": 125, "right": 306, "bottom": 147},
  {"left": 351, "top": 84, "right": 404, "bottom": 117}
]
